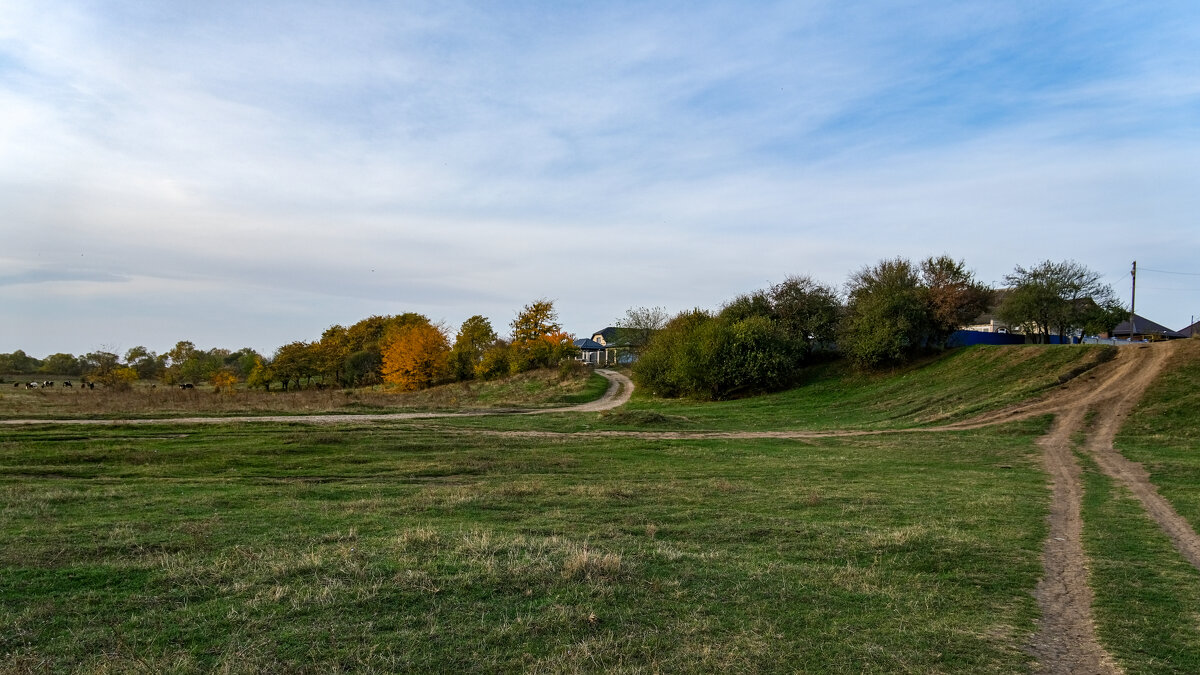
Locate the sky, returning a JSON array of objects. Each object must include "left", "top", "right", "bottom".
[{"left": 3, "top": 0, "right": 1200, "bottom": 358}]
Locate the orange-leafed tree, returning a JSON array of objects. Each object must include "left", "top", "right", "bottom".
[
  {"left": 509, "top": 299, "right": 574, "bottom": 373},
  {"left": 381, "top": 319, "right": 451, "bottom": 391}
]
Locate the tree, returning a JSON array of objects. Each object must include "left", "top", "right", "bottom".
[
  {"left": 919, "top": 256, "right": 993, "bottom": 348},
  {"left": 381, "top": 320, "right": 451, "bottom": 390},
  {"left": 509, "top": 299, "right": 572, "bottom": 373},
  {"left": 211, "top": 370, "right": 238, "bottom": 393},
  {"left": 449, "top": 315, "right": 498, "bottom": 381},
  {"left": 246, "top": 356, "right": 274, "bottom": 391},
  {"left": 40, "top": 353, "right": 82, "bottom": 376},
  {"left": 839, "top": 258, "right": 930, "bottom": 369},
  {"left": 997, "top": 260, "right": 1121, "bottom": 343},
  {"left": 124, "top": 346, "right": 162, "bottom": 380},
  {"left": 475, "top": 341, "right": 512, "bottom": 380},
  {"left": 616, "top": 306, "right": 670, "bottom": 355},
  {"left": 82, "top": 350, "right": 137, "bottom": 390},
  {"left": 273, "top": 341, "right": 318, "bottom": 391},
  {"left": 318, "top": 325, "right": 350, "bottom": 385},
  {"left": 768, "top": 275, "right": 842, "bottom": 352},
  {"left": 1, "top": 350, "right": 41, "bottom": 374}
]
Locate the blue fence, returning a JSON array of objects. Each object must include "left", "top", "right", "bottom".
[{"left": 947, "top": 330, "right": 1077, "bottom": 347}]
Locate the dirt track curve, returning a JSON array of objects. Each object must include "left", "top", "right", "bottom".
[
  {"left": 5, "top": 345, "right": 1197, "bottom": 672},
  {"left": 0, "top": 368, "right": 635, "bottom": 427}
]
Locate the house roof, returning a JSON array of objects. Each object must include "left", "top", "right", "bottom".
[
  {"left": 1111, "top": 313, "right": 1187, "bottom": 338},
  {"left": 591, "top": 326, "right": 636, "bottom": 347},
  {"left": 573, "top": 338, "right": 604, "bottom": 350},
  {"left": 1178, "top": 321, "right": 1200, "bottom": 338}
]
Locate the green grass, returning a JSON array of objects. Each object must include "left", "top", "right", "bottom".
[
  {"left": 434, "top": 345, "right": 1114, "bottom": 434},
  {"left": 1080, "top": 452, "right": 1200, "bottom": 673},
  {"left": 1, "top": 420, "right": 1049, "bottom": 672},
  {"left": 1114, "top": 339, "right": 1200, "bottom": 532}
]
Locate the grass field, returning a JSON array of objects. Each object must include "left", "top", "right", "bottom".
[
  {"left": 0, "top": 367, "right": 608, "bottom": 420},
  {"left": 1, "top": 420, "right": 1049, "bottom": 672},
  {"left": 1, "top": 342, "right": 1196, "bottom": 672},
  {"left": 1114, "top": 339, "right": 1200, "bottom": 532}
]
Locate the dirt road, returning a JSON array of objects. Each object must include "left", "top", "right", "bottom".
[{"left": 0, "top": 368, "right": 635, "bottom": 427}]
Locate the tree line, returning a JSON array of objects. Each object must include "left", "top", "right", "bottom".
[
  {"left": 2, "top": 258, "right": 1130, "bottom": 397},
  {"left": 1, "top": 299, "right": 575, "bottom": 392},
  {"left": 631, "top": 256, "right": 1129, "bottom": 400}
]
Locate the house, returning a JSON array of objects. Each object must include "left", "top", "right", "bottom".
[
  {"left": 1107, "top": 314, "right": 1187, "bottom": 340},
  {"left": 1178, "top": 321, "right": 1200, "bottom": 339},
  {"left": 574, "top": 327, "right": 639, "bottom": 365},
  {"left": 573, "top": 338, "right": 604, "bottom": 365}
]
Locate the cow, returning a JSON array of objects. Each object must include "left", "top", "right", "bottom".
[
  {"left": 26, "top": 382, "right": 37, "bottom": 389},
  {"left": 179, "top": 383, "right": 195, "bottom": 390},
  {"left": 42, "top": 381, "right": 54, "bottom": 388},
  {"left": 62, "top": 381, "right": 73, "bottom": 388}
]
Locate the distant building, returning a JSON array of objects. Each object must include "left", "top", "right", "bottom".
[
  {"left": 574, "top": 327, "right": 639, "bottom": 365},
  {"left": 1106, "top": 314, "right": 1187, "bottom": 340}
]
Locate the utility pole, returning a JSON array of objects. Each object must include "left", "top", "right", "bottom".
[{"left": 1130, "top": 261, "right": 1137, "bottom": 339}]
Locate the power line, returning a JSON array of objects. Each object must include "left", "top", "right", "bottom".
[{"left": 1139, "top": 267, "right": 1200, "bottom": 277}]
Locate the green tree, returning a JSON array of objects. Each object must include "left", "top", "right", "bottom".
[
  {"left": 40, "top": 353, "right": 82, "bottom": 376},
  {"left": 839, "top": 258, "right": 930, "bottom": 369},
  {"left": 768, "top": 275, "right": 842, "bottom": 352},
  {"left": 997, "top": 260, "right": 1121, "bottom": 343},
  {"left": 125, "top": 346, "right": 162, "bottom": 380},
  {"left": 449, "top": 315, "right": 498, "bottom": 381}
]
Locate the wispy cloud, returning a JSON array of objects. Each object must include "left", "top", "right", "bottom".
[{"left": 2, "top": 0, "right": 1199, "bottom": 355}]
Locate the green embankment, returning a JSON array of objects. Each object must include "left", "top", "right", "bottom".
[{"left": 1114, "top": 339, "right": 1200, "bottom": 533}]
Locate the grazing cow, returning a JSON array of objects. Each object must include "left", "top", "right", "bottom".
[
  {"left": 87, "top": 382, "right": 95, "bottom": 390},
  {"left": 43, "top": 381, "right": 54, "bottom": 388},
  {"left": 63, "top": 381, "right": 73, "bottom": 388},
  {"left": 12, "top": 383, "right": 19, "bottom": 388},
  {"left": 179, "top": 383, "right": 195, "bottom": 390},
  {"left": 26, "top": 382, "right": 37, "bottom": 389}
]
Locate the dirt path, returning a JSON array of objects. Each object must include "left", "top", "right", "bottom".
[{"left": 0, "top": 369, "right": 636, "bottom": 427}]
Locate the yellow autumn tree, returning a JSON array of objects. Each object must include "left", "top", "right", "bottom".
[{"left": 381, "top": 320, "right": 451, "bottom": 391}]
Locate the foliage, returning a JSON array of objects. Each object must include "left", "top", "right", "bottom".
[
  {"left": 475, "top": 341, "right": 512, "bottom": 380},
  {"left": 509, "top": 300, "right": 573, "bottom": 374},
  {"left": 997, "top": 260, "right": 1122, "bottom": 342},
  {"left": 0, "top": 350, "right": 41, "bottom": 374},
  {"left": 39, "top": 353, "right": 82, "bottom": 376},
  {"left": 615, "top": 306, "right": 669, "bottom": 354},
  {"left": 635, "top": 276, "right": 841, "bottom": 399},
  {"left": 381, "top": 319, "right": 451, "bottom": 391},
  {"left": 840, "top": 256, "right": 990, "bottom": 369},
  {"left": 920, "top": 255, "right": 993, "bottom": 346},
  {"left": 449, "top": 315, "right": 498, "bottom": 381},
  {"left": 211, "top": 370, "right": 238, "bottom": 393},
  {"left": 272, "top": 342, "right": 318, "bottom": 391},
  {"left": 124, "top": 346, "right": 162, "bottom": 380},
  {"left": 246, "top": 356, "right": 273, "bottom": 391},
  {"left": 82, "top": 353, "right": 139, "bottom": 390}
]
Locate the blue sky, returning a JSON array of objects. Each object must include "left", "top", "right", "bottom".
[{"left": 3, "top": 1, "right": 1200, "bottom": 357}]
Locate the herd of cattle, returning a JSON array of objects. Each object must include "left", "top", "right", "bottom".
[
  {"left": 15, "top": 380, "right": 90, "bottom": 389},
  {"left": 14, "top": 381, "right": 197, "bottom": 390}
]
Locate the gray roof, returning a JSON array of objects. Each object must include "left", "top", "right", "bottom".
[
  {"left": 573, "top": 338, "right": 604, "bottom": 350},
  {"left": 1111, "top": 314, "right": 1187, "bottom": 338}
]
